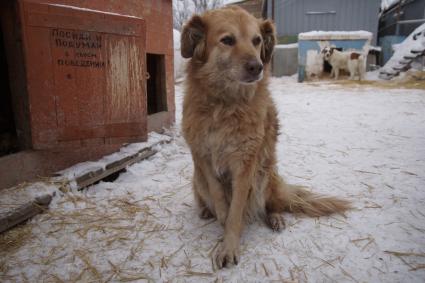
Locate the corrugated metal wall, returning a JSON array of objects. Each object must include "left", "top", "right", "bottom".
[{"left": 267, "top": 0, "right": 380, "bottom": 45}]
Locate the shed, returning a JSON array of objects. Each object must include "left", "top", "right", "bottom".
[
  {"left": 378, "top": 0, "right": 425, "bottom": 65},
  {"left": 297, "top": 31, "right": 372, "bottom": 82},
  {"left": 263, "top": 0, "right": 380, "bottom": 45},
  {"left": 0, "top": 0, "right": 174, "bottom": 189}
]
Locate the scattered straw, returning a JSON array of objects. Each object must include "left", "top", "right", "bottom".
[
  {"left": 410, "top": 264, "right": 425, "bottom": 271},
  {"left": 48, "top": 273, "right": 65, "bottom": 283},
  {"left": 314, "top": 257, "right": 342, "bottom": 270},
  {"left": 354, "top": 170, "right": 380, "bottom": 175},
  {"left": 384, "top": 250, "right": 425, "bottom": 271},
  {"left": 314, "top": 257, "right": 336, "bottom": 270},
  {"left": 164, "top": 244, "right": 185, "bottom": 266},
  {"left": 361, "top": 182, "right": 375, "bottom": 193},
  {"left": 401, "top": 171, "right": 417, "bottom": 176},
  {"left": 198, "top": 219, "right": 217, "bottom": 228},
  {"left": 416, "top": 210, "right": 425, "bottom": 218},
  {"left": 384, "top": 251, "right": 425, "bottom": 257},
  {"left": 319, "top": 222, "right": 343, "bottom": 230},
  {"left": 363, "top": 201, "right": 382, "bottom": 209},
  {"left": 0, "top": 224, "right": 32, "bottom": 253},
  {"left": 75, "top": 249, "right": 103, "bottom": 281},
  {"left": 340, "top": 266, "right": 359, "bottom": 283},
  {"left": 331, "top": 71, "right": 425, "bottom": 90},
  {"left": 184, "top": 270, "right": 214, "bottom": 277},
  {"left": 262, "top": 263, "right": 270, "bottom": 277},
  {"left": 384, "top": 183, "right": 395, "bottom": 190}
]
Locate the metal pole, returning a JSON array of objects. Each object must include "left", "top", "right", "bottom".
[
  {"left": 397, "top": 19, "right": 425, "bottom": 24},
  {"left": 395, "top": 2, "right": 401, "bottom": 36}
]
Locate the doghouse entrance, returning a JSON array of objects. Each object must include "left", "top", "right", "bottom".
[
  {"left": 147, "top": 54, "right": 167, "bottom": 115},
  {"left": 0, "top": 24, "right": 18, "bottom": 157}
]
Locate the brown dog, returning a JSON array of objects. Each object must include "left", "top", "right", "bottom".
[{"left": 181, "top": 6, "right": 350, "bottom": 268}]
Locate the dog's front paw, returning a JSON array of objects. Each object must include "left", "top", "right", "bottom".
[
  {"left": 199, "top": 207, "right": 214, "bottom": 219},
  {"left": 215, "top": 240, "right": 240, "bottom": 269},
  {"left": 267, "top": 213, "right": 285, "bottom": 232}
]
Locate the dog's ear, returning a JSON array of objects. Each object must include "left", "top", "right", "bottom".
[
  {"left": 181, "top": 15, "right": 206, "bottom": 59},
  {"left": 260, "top": 19, "right": 276, "bottom": 64}
]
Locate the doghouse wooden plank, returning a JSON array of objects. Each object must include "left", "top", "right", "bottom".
[
  {"left": 26, "top": 3, "right": 144, "bottom": 36},
  {"left": 0, "top": 194, "right": 52, "bottom": 234},
  {"left": 105, "top": 35, "right": 146, "bottom": 125},
  {"left": 21, "top": 2, "right": 147, "bottom": 148},
  {"left": 58, "top": 123, "right": 145, "bottom": 141},
  {"left": 24, "top": 26, "right": 58, "bottom": 148},
  {"left": 75, "top": 148, "right": 156, "bottom": 189}
]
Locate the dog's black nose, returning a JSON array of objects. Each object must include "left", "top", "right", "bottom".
[{"left": 245, "top": 60, "right": 263, "bottom": 76}]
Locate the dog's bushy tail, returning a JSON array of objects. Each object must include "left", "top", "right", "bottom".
[
  {"left": 271, "top": 173, "right": 351, "bottom": 217},
  {"left": 283, "top": 184, "right": 351, "bottom": 216}
]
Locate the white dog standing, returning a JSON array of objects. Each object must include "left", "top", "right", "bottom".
[{"left": 322, "top": 47, "right": 365, "bottom": 80}]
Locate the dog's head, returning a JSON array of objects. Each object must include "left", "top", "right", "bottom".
[
  {"left": 321, "top": 46, "right": 335, "bottom": 61},
  {"left": 181, "top": 6, "right": 276, "bottom": 85}
]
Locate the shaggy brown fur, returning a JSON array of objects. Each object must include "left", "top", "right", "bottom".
[
  {"left": 350, "top": 52, "right": 361, "bottom": 60},
  {"left": 181, "top": 6, "right": 351, "bottom": 269}
]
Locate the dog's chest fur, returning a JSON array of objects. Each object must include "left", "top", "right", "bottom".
[
  {"left": 328, "top": 52, "right": 349, "bottom": 69},
  {"left": 183, "top": 88, "right": 269, "bottom": 174}
]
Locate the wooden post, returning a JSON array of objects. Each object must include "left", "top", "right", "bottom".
[{"left": 0, "top": 194, "right": 52, "bottom": 233}]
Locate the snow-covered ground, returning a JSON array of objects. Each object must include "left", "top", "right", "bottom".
[{"left": 1, "top": 76, "right": 425, "bottom": 282}]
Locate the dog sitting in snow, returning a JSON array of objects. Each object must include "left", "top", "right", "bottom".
[
  {"left": 181, "top": 6, "right": 351, "bottom": 269},
  {"left": 322, "top": 46, "right": 365, "bottom": 80}
]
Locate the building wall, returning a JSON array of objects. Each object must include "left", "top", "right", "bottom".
[
  {"left": 266, "top": 0, "right": 380, "bottom": 45},
  {"left": 379, "top": 0, "right": 425, "bottom": 37},
  {"left": 272, "top": 45, "right": 298, "bottom": 76}
]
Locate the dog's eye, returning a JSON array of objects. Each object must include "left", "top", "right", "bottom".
[
  {"left": 220, "top": 36, "right": 235, "bottom": 46},
  {"left": 252, "top": 36, "right": 261, "bottom": 46}
]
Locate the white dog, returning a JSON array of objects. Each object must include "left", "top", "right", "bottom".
[{"left": 322, "top": 47, "right": 365, "bottom": 80}]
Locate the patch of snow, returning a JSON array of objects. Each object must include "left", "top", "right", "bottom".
[
  {"left": 379, "top": 23, "right": 425, "bottom": 78},
  {"left": 48, "top": 4, "right": 142, "bottom": 19},
  {"left": 0, "top": 182, "right": 57, "bottom": 217},
  {"left": 381, "top": 0, "right": 400, "bottom": 12},
  {"left": 173, "top": 29, "right": 188, "bottom": 79},
  {"left": 173, "top": 29, "right": 181, "bottom": 50},
  {"left": 58, "top": 132, "right": 171, "bottom": 183},
  {"left": 305, "top": 49, "right": 323, "bottom": 79},
  {"left": 370, "top": 45, "right": 382, "bottom": 52},
  {"left": 275, "top": 43, "right": 298, "bottom": 49},
  {"left": 224, "top": 0, "right": 244, "bottom": 5},
  {"left": 365, "top": 70, "right": 382, "bottom": 81}
]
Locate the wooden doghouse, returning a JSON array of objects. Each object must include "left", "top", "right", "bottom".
[
  {"left": 297, "top": 31, "right": 372, "bottom": 82},
  {"left": 0, "top": 0, "right": 174, "bottom": 188}
]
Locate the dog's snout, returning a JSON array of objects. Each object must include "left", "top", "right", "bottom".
[{"left": 245, "top": 60, "right": 263, "bottom": 76}]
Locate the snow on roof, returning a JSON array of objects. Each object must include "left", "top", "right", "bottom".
[
  {"left": 298, "top": 31, "right": 373, "bottom": 41},
  {"left": 381, "top": 0, "right": 400, "bottom": 12},
  {"left": 48, "top": 4, "right": 142, "bottom": 19},
  {"left": 224, "top": 0, "right": 246, "bottom": 4},
  {"left": 369, "top": 45, "right": 382, "bottom": 52},
  {"left": 275, "top": 43, "right": 298, "bottom": 49}
]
